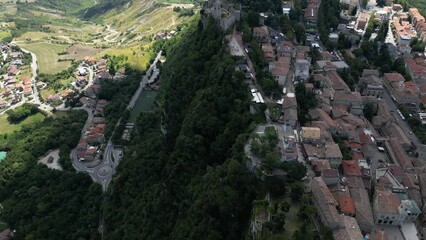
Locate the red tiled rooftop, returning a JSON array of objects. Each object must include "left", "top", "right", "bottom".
[
  {"left": 322, "top": 169, "right": 339, "bottom": 178},
  {"left": 352, "top": 151, "right": 364, "bottom": 161},
  {"left": 359, "top": 133, "right": 372, "bottom": 144},
  {"left": 342, "top": 160, "right": 362, "bottom": 176},
  {"left": 389, "top": 165, "right": 404, "bottom": 176},
  {"left": 384, "top": 73, "right": 405, "bottom": 82},
  {"left": 404, "top": 81, "right": 417, "bottom": 91},
  {"left": 338, "top": 195, "right": 356, "bottom": 215}
]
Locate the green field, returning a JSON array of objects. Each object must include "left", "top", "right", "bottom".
[
  {"left": 128, "top": 90, "right": 157, "bottom": 123},
  {"left": 18, "top": 42, "right": 71, "bottom": 74},
  {"left": 97, "top": 44, "right": 152, "bottom": 70},
  {"left": 0, "top": 113, "right": 45, "bottom": 134}
]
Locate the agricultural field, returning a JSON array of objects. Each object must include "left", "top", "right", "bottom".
[
  {"left": 0, "top": 112, "right": 45, "bottom": 134},
  {"left": 0, "top": 30, "right": 11, "bottom": 42},
  {"left": 97, "top": 43, "right": 152, "bottom": 70},
  {"left": 61, "top": 45, "right": 103, "bottom": 61},
  {"left": 18, "top": 42, "right": 71, "bottom": 74}
]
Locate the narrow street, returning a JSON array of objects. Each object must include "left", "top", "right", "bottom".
[{"left": 382, "top": 87, "right": 421, "bottom": 147}]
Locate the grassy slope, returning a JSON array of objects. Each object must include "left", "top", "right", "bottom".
[
  {"left": 0, "top": 113, "right": 45, "bottom": 134},
  {"left": 18, "top": 42, "right": 71, "bottom": 74},
  {"left": 94, "top": 0, "right": 193, "bottom": 69}
]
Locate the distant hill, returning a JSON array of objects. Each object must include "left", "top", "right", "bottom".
[
  {"left": 26, "top": 0, "right": 98, "bottom": 15},
  {"left": 81, "top": 0, "right": 131, "bottom": 19}
]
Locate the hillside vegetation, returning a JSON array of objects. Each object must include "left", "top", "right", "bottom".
[
  {"left": 0, "top": 110, "right": 101, "bottom": 239},
  {"left": 396, "top": 0, "right": 426, "bottom": 16},
  {"left": 104, "top": 19, "right": 259, "bottom": 239}
]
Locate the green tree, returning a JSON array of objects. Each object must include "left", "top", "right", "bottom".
[
  {"left": 290, "top": 181, "right": 305, "bottom": 202},
  {"left": 363, "top": 102, "right": 376, "bottom": 122}
]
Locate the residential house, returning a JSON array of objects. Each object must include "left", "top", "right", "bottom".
[
  {"left": 408, "top": 8, "right": 425, "bottom": 26},
  {"left": 310, "top": 177, "right": 342, "bottom": 229},
  {"left": 342, "top": 160, "right": 362, "bottom": 176},
  {"left": 372, "top": 100, "right": 392, "bottom": 128},
  {"left": 388, "top": 138, "right": 413, "bottom": 169},
  {"left": 347, "top": 175, "right": 375, "bottom": 232},
  {"left": 313, "top": 73, "right": 326, "bottom": 87},
  {"left": 405, "top": 58, "right": 426, "bottom": 84},
  {"left": 332, "top": 215, "right": 363, "bottom": 240},
  {"left": 7, "top": 65, "right": 19, "bottom": 76},
  {"left": 84, "top": 148, "right": 97, "bottom": 161},
  {"left": 359, "top": 75, "right": 384, "bottom": 97},
  {"left": 321, "top": 169, "right": 340, "bottom": 185},
  {"left": 304, "top": 0, "right": 320, "bottom": 33},
  {"left": 325, "top": 142, "right": 343, "bottom": 168},
  {"left": 269, "top": 57, "right": 290, "bottom": 85},
  {"left": 325, "top": 71, "right": 351, "bottom": 93},
  {"left": 373, "top": 190, "right": 421, "bottom": 225},
  {"left": 362, "top": 69, "right": 380, "bottom": 78},
  {"left": 295, "top": 58, "right": 310, "bottom": 81},
  {"left": 357, "top": 12, "right": 369, "bottom": 31},
  {"left": 262, "top": 43, "right": 274, "bottom": 63},
  {"left": 338, "top": 195, "right": 356, "bottom": 217},
  {"left": 382, "top": 122, "right": 411, "bottom": 150},
  {"left": 383, "top": 73, "right": 419, "bottom": 105},
  {"left": 309, "top": 108, "right": 337, "bottom": 134},
  {"left": 281, "top": 138, "right": 298, "bottom": 161},
  {"left": 311, "top": 159, "right": 331, "bottom": 175},
  {"left": 282, "top": 108, "right": 298, "bottom": 127},
  {"left": 94, "top": 71, "right": 112, "bottom": 83},
  {"left": 253, "top": 26, "right": 269, "bottom": 43},
  {"left": 333, "top": 91, "right": 363, "bottom": 115},
  {"left": 301, "top": 127, "right": 321, "bottom": 143},
  {"left": 276, "top": 41, "right": 294, "bottom": 57}
]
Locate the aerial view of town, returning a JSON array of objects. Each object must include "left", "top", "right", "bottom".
[{"left": 1, "top": 0, "right": 426, "bottom": 239}]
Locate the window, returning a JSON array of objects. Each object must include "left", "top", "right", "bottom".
[
  {"left": 378, "top": 220, "right": 383, "bottom": 224},
  {"left": 389, "top": 221, "right": 393, "bottom": 225}
]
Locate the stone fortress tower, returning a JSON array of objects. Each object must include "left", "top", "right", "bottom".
[{"left": 203, "top": 0, "right": 241, "bottom": 31}]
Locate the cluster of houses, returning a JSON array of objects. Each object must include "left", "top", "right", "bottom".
[
  {"left": 357, "top": 58, "right": 426, "bottom": 124},
  {"left": 155, "top": 30, "right": 178, "bottom": 40},
  {"left": 46, "top": 56, "right": 125, "bottom": 105},
  {"left": 76, "top": 99, "right": 108, "bottom": 162},
  {"left": 0, "top": 45, "right": 31, "bottom": 109},
  {"left": 302, "top": 61, "right": 426, "bottom": 239},
  {"left": 253, "top": 25, "right": 311, "bottom": 85},
  {"left": 210, "top": 1, "right": 426, "bottom": 238}
]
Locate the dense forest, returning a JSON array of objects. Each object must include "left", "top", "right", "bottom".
[
  {"left": 0, "top": 110, "right": 102, "bottom": 239},
  {"left": 104, "top": 18, "right": 260, "bottom": 239}
]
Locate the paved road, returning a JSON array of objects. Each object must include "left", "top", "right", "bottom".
[
  {"left": 82, "top": 66, "right": 95, "bottom": 91},
  {"left": 19, "top": 47, "right": 40, "bottom": 104},
  {"left": 382, "top": 87, "right": 421, "bottom": 147},
  {"left": 71, "top": 140, "right": 116, "bottom": 192}
]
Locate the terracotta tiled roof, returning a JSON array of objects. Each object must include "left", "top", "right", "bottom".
[
  {"left": 338, "top": 195, "right": 356, "bottom": 215},
  {"left": 343, "top": 160, "right": 362, "bottom": 176},
  {"left": 375, "top": 190, "right": 401, "bottom": 215}
]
